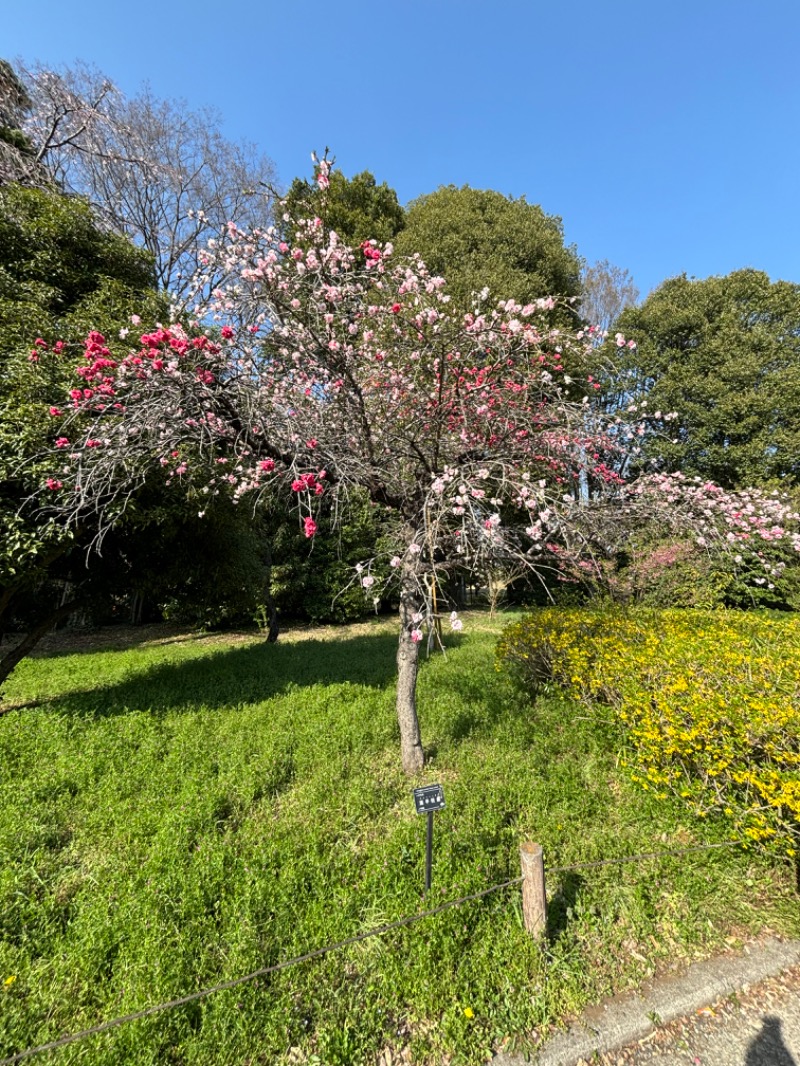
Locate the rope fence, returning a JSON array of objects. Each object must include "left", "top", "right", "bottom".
[
  {"left": 549, "top": 838, "right": 743, "bottom": 874},
  {"left": 0, "top": 838, "right": 746, "bottom": 1066}
]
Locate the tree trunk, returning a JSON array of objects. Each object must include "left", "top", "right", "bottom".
[
  {"left": 262, "top": 543, "right": 280, "bottom": 644},
  {"left": 0, "top": 586, "right": 14, "bottom": 627},
  {"left": 0, "top": 597, "right": 86, "bottom": 695},
  {"left": 396, "top": 574, "right": 425, "bottom": 774},
  {"left": 0, "top": 586, "right": 15, "bottom": 648}
]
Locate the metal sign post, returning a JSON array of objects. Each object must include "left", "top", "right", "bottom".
[{"left": 413, "top": 784, "right": 445, "bottom": 893}]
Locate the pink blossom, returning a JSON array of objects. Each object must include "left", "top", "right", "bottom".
[
  {"left": 410, "top": 629, "right": 423, "bottom": 643},
  {"left": 55, "top": 437, "right": 70, "bottom": 448},
  {"left": 303, "top": 516, "right": 317, "bottom": 538},
  {"left": 46, "top": 478, "right": 63, "bottom": 490}
]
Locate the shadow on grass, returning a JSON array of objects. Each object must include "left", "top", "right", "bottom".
[
  {"left": 546, "top": 871, "right": 585, "bottom": 943},
  {"left": 39, "top": 631, "right": 401, "bottom": 718},
  {"left": 1, "top": 624, "right": 212, "bottom": 661}
]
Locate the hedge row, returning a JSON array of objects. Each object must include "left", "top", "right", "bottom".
[{"left": 496, "top": 608, "right": 800, "bottom": 854}]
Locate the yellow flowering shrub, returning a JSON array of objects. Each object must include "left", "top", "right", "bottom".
[{"left": 496, "top": 607, "right": 800, "bottom": 854}]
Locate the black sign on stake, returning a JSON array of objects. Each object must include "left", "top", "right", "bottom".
[{"left": 413, "top": 784, "right": 445, "bottom": 893}]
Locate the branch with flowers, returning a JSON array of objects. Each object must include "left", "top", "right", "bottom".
[{"left": 548, "top": 472, "right": 800, "bottom": 609}]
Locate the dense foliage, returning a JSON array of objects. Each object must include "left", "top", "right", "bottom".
[
  {"left": 395, "top": 185, "right": 582, "bottom": 319},
  {"left": 282, "top": 165, "right": 405, "bottom": 247},
  {"left": 497, "top": 607, "right": 800, "bottom": 856},
  {"left": 0, "top": 185, "right": 283, "bottom": 668},
  {"left": 607, "top": 269, "right": 800, "bottom": 487},
  {"left": 0, "top": 184, "right": 161, "bottom": 661}
]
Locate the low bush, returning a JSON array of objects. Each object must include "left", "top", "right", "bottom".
[{"left": 497, "top": 607, "right": 800, "bottom": 854}]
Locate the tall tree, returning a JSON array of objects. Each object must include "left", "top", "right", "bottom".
[
  {"left": 609, "top": 269, "right": 800, "bottom": 487},
  {"left": 394, "top": 185, "right": 582, "bottom": 320},
  {"left": 0, "top": 182, "right": 164, "bottom": 684},
  {"left": 13, "top": 60, "right": 277, "bottom": 305}
]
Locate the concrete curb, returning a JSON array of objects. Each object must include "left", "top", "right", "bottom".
[{"left": 493, "top": 937, "right": 800, "bottom": 1066}]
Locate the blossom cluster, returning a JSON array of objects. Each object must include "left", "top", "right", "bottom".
[{"left": 41, "top": 191, "right": 666, "bottom": 641}]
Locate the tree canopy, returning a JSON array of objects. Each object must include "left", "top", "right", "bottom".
[
  {"left": 610, "top": 269, "right": 800, "bottom": 487},
  {"left": 394, "top": 185, "right": 582, "bottom": 319},
  {"left": 0, "top": 183, "right": 163, "bottom": 678},
  {"left": 283, "top": 165, "right": 405, "bottom": 247}
]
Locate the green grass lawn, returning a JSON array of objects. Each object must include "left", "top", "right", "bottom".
[{"left": 0, "top": 613, "right": 797, "bottom": 1065}]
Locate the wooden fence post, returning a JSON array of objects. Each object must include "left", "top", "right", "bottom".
[{"left": 520, "top": 842, "right": 547, "bottom": 939}]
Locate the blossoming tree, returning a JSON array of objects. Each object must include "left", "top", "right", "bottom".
[
  {"left": 40, "top": 163, "right": 662, "bottom": 772},
  {"left": 546, "top": 471, "right": 800, "bottom": 608}
]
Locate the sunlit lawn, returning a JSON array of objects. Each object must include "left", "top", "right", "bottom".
[{"left": 0, "top": 613, "right": 797, "bottom": 1065}]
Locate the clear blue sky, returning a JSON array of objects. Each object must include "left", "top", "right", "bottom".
[{"left": 5, "top": 0, "right": 800, "bottom": 298}]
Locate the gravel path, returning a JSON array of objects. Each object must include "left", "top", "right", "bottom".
[{"left": 603, "top": 964, "right": 800, "bottom": 1065}]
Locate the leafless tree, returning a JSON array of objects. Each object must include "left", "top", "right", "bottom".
[
  {"left": 580, "top": 258, "right": 639, "bottom": 334},
  {"left": 13, "top": 60, "right": 278, "bottom": 306}
]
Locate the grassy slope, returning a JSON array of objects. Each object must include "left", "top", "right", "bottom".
[{"left": 0, "top": 614, "right": 797, "bottom": 1065}]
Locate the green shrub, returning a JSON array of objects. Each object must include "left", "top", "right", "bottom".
[{"left": 497, "top": 607, "right": 800, "bottom": 855}]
